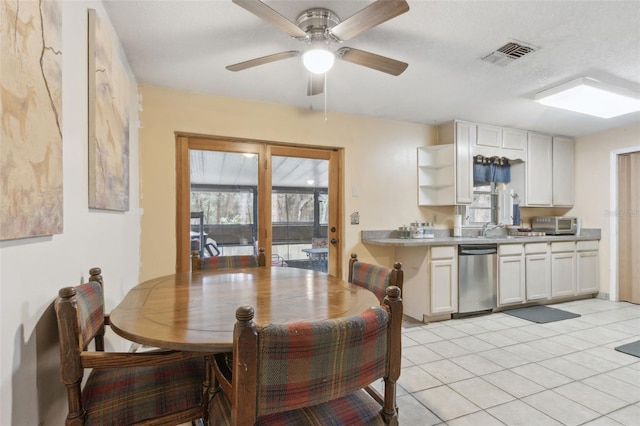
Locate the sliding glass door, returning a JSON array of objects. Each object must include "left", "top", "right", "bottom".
[{"left": 175, "top": 136, "right": 342, "bottom": 276}]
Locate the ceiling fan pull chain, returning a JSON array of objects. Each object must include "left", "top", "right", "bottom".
[{"left": 324, "top": 73, "right": 328, "bottom": 123}]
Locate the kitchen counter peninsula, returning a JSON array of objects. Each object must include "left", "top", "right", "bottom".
[
  {"left": 362, "top": 229, "right": 601, "bottom": 247},
  {"left": 361, "top": 228, "right": 601, "bottom": 323}
]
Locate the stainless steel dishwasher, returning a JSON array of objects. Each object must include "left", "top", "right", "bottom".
[{"left": 456, "top": 244, "right": 497, "bottom": 317}]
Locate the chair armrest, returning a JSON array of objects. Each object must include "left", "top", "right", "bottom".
[{"left": 81, "top": 350, "right": 206, "bottom": 369}]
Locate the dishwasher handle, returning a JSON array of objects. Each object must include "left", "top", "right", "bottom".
[{"left": 459, "top": 245, "right": 498, "bottom": 255}]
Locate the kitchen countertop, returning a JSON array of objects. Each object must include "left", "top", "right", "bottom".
[{"left": 362, "top": 229, "right": 601, "bottom": 247}]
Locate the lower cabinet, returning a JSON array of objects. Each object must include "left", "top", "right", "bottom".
[
  {"left": 525, "top": 243, "right": 551, "bottom": 301},
  {"left": 498, "top": 244, "right": 525, "bottom": 306},
  {"left": 551, "top": 242, "right": 577, "bottom": 298},
  {"left": 430, "top": 246, "right": 458, "bottom": 314},
  {"left": 577, "top": 241, "right": 599, "bottom": 294},
  {"left": 396, "top": 245, "right": 457, "bottom": 321}
]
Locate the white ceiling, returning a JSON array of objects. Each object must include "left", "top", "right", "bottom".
[{"left": 103, "top": 0, "right": 640, "bottom": 138}]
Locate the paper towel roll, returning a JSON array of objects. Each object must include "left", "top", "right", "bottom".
[{"left": 454, "top": 215, "right": 462, "bottom": 237}]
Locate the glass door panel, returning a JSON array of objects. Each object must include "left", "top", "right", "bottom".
[
  {"left": 271, "top": 155, "right": 329, "bottom": 271},
  {"left": 189, "top": 150, "right": 259, "bottom": 257}
]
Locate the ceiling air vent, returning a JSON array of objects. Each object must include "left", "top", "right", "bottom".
[{"left": 481, "top": 41, "right": 537, "bottom": 66}]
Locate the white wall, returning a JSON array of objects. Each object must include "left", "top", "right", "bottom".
[{"left": 0, "top": 2, "right": 140, "bottom": 424}]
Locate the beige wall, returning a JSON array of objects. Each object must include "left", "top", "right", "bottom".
[
  {"left": 138, "top": 86, "right": 640, "bottom": 296},
  {"left": 571, "top": 123, "right": 640, "bottom": 296},
  {"left": 139, "top": 85, "right": 440, "bottom": 281}
]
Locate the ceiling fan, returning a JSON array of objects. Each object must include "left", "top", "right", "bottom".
[{"left": 226, "top": 0, "right": 410, "bottom": 96}]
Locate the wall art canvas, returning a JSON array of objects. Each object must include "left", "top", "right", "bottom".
[
  {"left": 0, "top": 0, "right": 63, "bottom": 240},
  {"left": 88, "top": 8, "right": 130, "bottom": 211}
]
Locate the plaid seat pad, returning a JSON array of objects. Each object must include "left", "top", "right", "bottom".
[
  {"left": 82, "top": 357, "right": 204, "bottom": 425},
  {"left": 351, "top": 262, "right": 392, "bottom": 302},
  {"left": 210, "top": 389, "right": 386, "bottom": 426},
  {"left": 73, "top": 282, "right": 105, "bottom": 347},
  {"left": 202, "top": 255, "right": 259, "bottom": 270},
  {"left": 257, "top": 308, "right": 389, "bottom": 415}
]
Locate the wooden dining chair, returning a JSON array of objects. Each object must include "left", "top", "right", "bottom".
[
  {"left": 192, "top": 247, "right": 266, "bottom": 272},
  {"left": 55, "top": 267, "right": 208, "bottom": 425},
  {"left": 209, "top": 286, "right": 403, "bottom": 425},
  {"left": 349, "top": 253, "right": 404, "bottom": 303}
]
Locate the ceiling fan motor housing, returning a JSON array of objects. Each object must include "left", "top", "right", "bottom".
[{"left": 296, "top": 8, "right": 341, "bottom": 42}]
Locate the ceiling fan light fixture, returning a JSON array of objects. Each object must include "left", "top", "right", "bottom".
[{"left": 302, "top": 48, "right": 335, "bottom": 74}]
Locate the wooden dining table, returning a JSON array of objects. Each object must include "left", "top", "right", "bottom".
[{"left": 109, "top": 266, "right": 380, "bottom": 352}]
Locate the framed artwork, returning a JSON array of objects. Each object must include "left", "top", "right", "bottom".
[
  {"left": 0, "top": 0, "right": 63, "bottom": 240},
  {"left": 88, "top": 8, "right": 130, "bottom": 211}
]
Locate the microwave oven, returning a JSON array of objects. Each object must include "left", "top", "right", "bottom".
[{"left": 532, "top": 216, "right": 577, "bottom": 235}]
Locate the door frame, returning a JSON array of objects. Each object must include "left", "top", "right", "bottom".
[{"left": 175, "top": 133, "right": 344, "bottom": 276}]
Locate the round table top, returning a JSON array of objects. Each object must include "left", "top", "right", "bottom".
[{"left": 109, "top": 267, "right": 380, "bottom": 352}]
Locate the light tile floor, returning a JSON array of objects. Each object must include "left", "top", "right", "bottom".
[{"left": 393, "top": 298, "right": 640, "bottom": 425}]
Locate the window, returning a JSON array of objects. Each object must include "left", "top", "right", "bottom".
[{"left": 468, "top": 183, "right": 497, "bottom": 225}]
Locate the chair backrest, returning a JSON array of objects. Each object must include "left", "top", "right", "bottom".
[
  {"left": 192, "top": 248, "right": 266, "bottom": 271},
  {"left": 348, "top": 253, "right": 403, "bottom": 303},
  {"left": 54, "top": 268, "right": 106, "bottom": 417},
  {"left": 229, "top": 286, "right": 403, "bottom": 424}
]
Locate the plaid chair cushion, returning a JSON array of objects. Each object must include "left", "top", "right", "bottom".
[
  {"left": 82, "top": 357, "right": 205, "bottom": 425},
  {"left": 201, "top": 255, "right": 259, "bottom": 270},
  {"left": 256, "top": 307, "right": 389, "bottom": 416},
  {"left": 210, "top": 388, "right": 386, "bottom": 426},
  {"left": 351, "top": 262, "right": 393, "bottom": 303},
  {"left": 73, "top": 282, "right": 105, "bottom": 348}
]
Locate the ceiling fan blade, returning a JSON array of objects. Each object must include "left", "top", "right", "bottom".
[
  {"left": 329, "top": 0, "right": 409, "bottom": 41},
  {"left": 337, "top": 47, "right": 408, "bottom": 76},
  {"left": 233, "top": 0, "right": 308, "bottom": 39},
  {"left": 308, "top": 73, "right": 324, "bottom": 96},
  {"left": 226, "top": 51, "right": 300, "bottom": 72}
]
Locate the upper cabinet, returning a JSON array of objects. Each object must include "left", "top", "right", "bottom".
[
  {"left": 430, "top": 120, "right": 474, "bottom": 205},
  {"left": 552, "top": 136, "right": 575, "bottom": 207},
  {"left": 525, "top": 133, "right": 575, "bottom": 207},
  {"left": 422, "top": 120, "right": 574, "bottom": 208},
  {"left": 526, "top": 133, "right": 553, "bottom": 206}
]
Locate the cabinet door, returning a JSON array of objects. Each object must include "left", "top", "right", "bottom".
[
  {"left": 431, "top": 258, "right": 457, "bottom": 314},
  {"left": 455, "top": 122, "right": 475, "bottom": 204},
  {"left": 526, "top": 133, "right": 553, "bottom": 206},
  {"left": 526, "top": 253, "right": 551, "bottom": 300},
  {"left": 551, "top": 252, "right": 576, "bottom": 297},
  {"left": 498, "top": 254, "right": 525, "bottom": 306},
  {"left": 577, "top": 251, "right": 599, "bottom": 294},
  {"left": 552, "top": 137, "right": 575, "bottom": 207},
  {"left": 477, "top": 125, "right": 501, "bottom": 148},
  {"left": 502, "top": 128, "right": 527, "bottom": 151}
]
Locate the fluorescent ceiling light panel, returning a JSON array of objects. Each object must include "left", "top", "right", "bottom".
[{"left": 535, "top": 77, "right": 640, "bottom": 118}]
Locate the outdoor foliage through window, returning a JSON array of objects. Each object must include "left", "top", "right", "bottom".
[{"left": 191, "top": 190, "right": 253, "bottom": 224}]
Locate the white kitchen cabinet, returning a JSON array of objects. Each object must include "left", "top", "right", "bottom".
[
  {"left": 477, "top": 124, "right": 502, "bottom": 148},
  {"left": 502, "top": 128, "right": 527, "bottom": 151},
  {"left": 476, "top": 125, "right": 527, "bottom": 152},
  {"left": 395, "top": 245, "right": 457, "bottom": 322},
  {"left": 525, "top": 243, "right": 551, "bottom": 301},
  {"left": 551, "top": 242, "right": 576, "bottom": 298},
  {"left": 498, "top": 244, "right": 525, "bottom": 306},
  {"left": 417, "top": 145, "right": 455, "bottom": 206},
  {"left": 430, "top": 246, "right": 458, "bottom": 314},
  {"left": 552, "top": 136, "right": 575, "bottom": 207},
  {"left": 437, "top": 121, "right": 474, "bottom": 205},
  {"left": 576, "top": 241, "right": 599, "bottom": 294},
  {"left": 526, "top": 133, "right": 553, "bottom": 206}
]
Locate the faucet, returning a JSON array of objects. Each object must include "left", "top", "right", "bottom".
[{"left": 482, "top": 222, "right": 504, "bottom": 237}]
